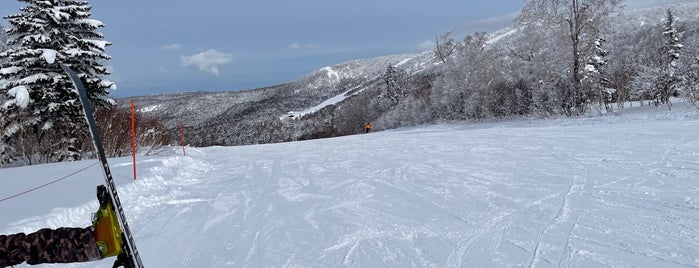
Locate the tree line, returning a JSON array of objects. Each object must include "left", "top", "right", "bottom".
[
  {"left": 424, "top": 0, "right": 697, "bottom": 122},
  {"left": 340, "top": 0, "right": 697, "bottom": 135}
]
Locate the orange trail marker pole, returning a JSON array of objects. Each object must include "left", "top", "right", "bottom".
[
  {"left": 131, "top": 100, "right": 137, "bottom": 180},
  {"left": 178, "top": 120, "right": 186, "bottom": 156}
]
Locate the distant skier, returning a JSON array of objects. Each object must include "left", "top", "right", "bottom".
[
  {"left": 365, "top": 122, "right": 371, "bottom": 133},
  {"left": 0, "top": 186, "right": 132, "bottom": 267}
]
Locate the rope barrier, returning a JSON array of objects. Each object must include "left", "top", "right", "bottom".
[{"left": 0, "top": 161, "right": 100, "bottom": 203}]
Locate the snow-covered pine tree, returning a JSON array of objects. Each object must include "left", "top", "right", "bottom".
[
  {"left": 584, "top": 38, "right": 612, "bottom": 111},
  {"left": 585, "top": 38, "right": 608, "bottom": 78},
  {"left": 0, "top": 23, "right": 8, "bottom": 164},
  {"left": 0, "top": 0, "right": 114, "bottom": 164},
  {"left": 565, "top": 0, "right": 620, "bottom": 115},
  {"left": 657, "top": 9, "right": 683, "bottom": 110},
  {"left": 0, "top": 23, "right": 8, "bottom": 53},
  {"left": 664, "top": 10, "right": 682, "bottom": 66},
  {"left": 383, "top": 63, "right": 402, "bottom": 104}
]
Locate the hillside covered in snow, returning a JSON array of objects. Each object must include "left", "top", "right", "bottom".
[
  {"left": 1, "top": 104, "right": 697, "bottom": 267},
  {"left": 116, "top": 1, "right": 699, "bottom": 148}
]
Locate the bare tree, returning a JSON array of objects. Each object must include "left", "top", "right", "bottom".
[
  {"left": 433, "top": 32, "right": 458, "bottom": 63},
  {"left": 516, "top": 0, "right": 620, "bottom": 115},
  {"left": 607, "top": 56, "right": 636, "bottom": 108},
  {"left": 333, "top": 95, "right": 373, "bottom": 136},
  {"left": 95, "top": 106, "right": 173, "bottom": 157},
  {"left": 430, "top": 32, "right": 492, "bottom": 120},
  {"left": 684, "top": 54, "right": 699, "bottom": 108}
]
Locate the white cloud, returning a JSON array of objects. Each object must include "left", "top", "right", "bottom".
[
  {"left": 162, "top": 44, "right": 183, "bottom": 50},
  {"left": 290, "top": 42, "right": 319, "bottom": 49},
  {"left": 418, "top": 40, "right": 434, "bottom": 51},
  {"left": 181, "top": 49, "right": 233, "bottom": 76}
]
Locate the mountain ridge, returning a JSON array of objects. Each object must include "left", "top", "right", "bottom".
[{"left": 117, "top": 2, "right": 699, "bottom": 147}]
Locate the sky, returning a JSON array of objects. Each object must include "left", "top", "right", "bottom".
[{"left": 0, "top": 0, "right": 694, "bottom": 97}]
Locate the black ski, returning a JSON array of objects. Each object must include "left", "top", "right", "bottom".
[{"left": 61, "top": 65, "right": 144, "bottom": 268}]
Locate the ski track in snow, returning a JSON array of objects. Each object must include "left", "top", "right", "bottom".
[{"left": 1, "top": 106, "right": 698, "bottom": 267}]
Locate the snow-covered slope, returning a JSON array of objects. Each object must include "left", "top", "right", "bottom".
[{"left": 1, "top": 104, "right": 698, "bottom": 267}]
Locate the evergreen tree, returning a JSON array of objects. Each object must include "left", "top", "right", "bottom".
[
  {"left": 0, "top": 23, "right": 8, "bottom": 164},
  {"left": 584, "top": 38, "right": 612, "bottom": 110},
  {"left": 565, "top": 0, "right": 620, "bottom": 115},
  {"left": 383, "top": 63, "right": 402, "bottom": 104},
  {"left": 663, "top": 10, "right": 682, "bottom": 66},
  {"left": 0, "top": 0, "right": 113, "bottom": 164},
  {"left": 656, "top": 9, "right": 683, "bottom": 110},
  {"left": 585, "top": 38, "right": 608, "bottom": 79},
  {"left": 0, "top": 23, "right": 8, "bottom": 53}
]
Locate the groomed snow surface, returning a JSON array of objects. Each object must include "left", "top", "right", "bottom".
[{"left": 1, "top": 104, "right": 698, "bottom": 267}]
